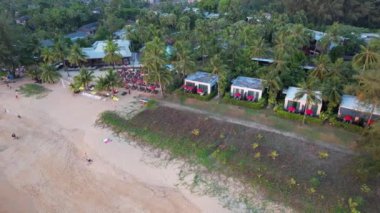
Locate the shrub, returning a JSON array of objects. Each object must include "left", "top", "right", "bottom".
[
  {"left": 360, "top": 184, "right": 371, "bottom": 193},
  {"left": 328, "top": 117, "right": 363, "bottom": 133},
  {"left": 252, "top": 143, "right": 260, "bottom": 150},
  {"left": 222, "top": 95, "right": 267, "bottom": 109},
  {"left": 192, "top": 129, "right": 200, "bottom": 136},
  {"left": 318, "top": 151, "right": 329, "bottom": 159},
  {"left": 309, "top": 176, "right": 321, "bottom": 188},
  {"left": 289, "top": 177, "right": 297, "bottom": 187},
  {"left": 274, "top": 108, "right": 323, "bottom": 125},
  {"left": 254, "top": 152, "right": 261, "bottom": 159},
  {"left": 269, "top": 150, "right": 279, "bottom": 160},
  {"left": 176, "top": 89, "right": 217, "bottom": 101}
]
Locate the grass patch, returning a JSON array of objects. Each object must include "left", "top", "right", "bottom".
[
  {"left": 98, "top": 107, "right": 378, "bottom": 212},
  {"left": 19, "top": 83, "right": 50, "bottom": 98},
  {"left": 222, "top": 95, "right": 267, "bottom": 109}
]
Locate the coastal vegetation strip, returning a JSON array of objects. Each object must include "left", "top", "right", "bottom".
[{"left": 98, "top": 106, "right": 378, "bottom": 212}]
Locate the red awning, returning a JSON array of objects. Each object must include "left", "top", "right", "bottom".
[{"left": 343, "top": 115, "right": 353, "bottom": 121}]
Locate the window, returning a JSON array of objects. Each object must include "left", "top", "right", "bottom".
[
  {"left": 186, "top": 82, "right": 195, "bottom": 87},
  {"left": 198, "top": 84, "right": 208, "bottom": 94}
]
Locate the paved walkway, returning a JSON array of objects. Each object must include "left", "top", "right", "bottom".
[{"left": 159, "top": 100, "right": 355, "bottom": 155}]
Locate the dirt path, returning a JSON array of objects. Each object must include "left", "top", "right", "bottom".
[{"left": 160, "top": 101, "right": 355, "bottom": 155}]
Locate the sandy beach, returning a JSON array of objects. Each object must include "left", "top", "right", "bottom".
[{"left": 0, "top": 79, "right": 229, "bottom": 213}]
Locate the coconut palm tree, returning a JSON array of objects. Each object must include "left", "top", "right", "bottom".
[
  {"left": 322, "top": 77, "right": 343, "bottom": 113},
  {"left": 263, "top": 70, "right": 282, "bottom": 107},
  {"left": 141, "top": 37, "right": 171, "bottom": 97},
  {"left": 352, "top": 43, "right": 380, "bottom": 72},
  {"left": 52, "top": 38, "right": 68, "bottom": 70},
  {"left": 26, "top": 65, "right": 42, "bottom": 82},
  {"left": 353, "top": 67, "right": 380, "bottom": 125},
  {"left": 173, "top": 40, "right": 195, "bottom": 77},
  {"left": 310, "top": 55, "right": 330, "bottom": 80},
  {"left": 40, "top": 47, "right": 55, "bottom": 64},
  {"left": 208, "top": 54, "right": 228, "bottom": 97},
  {"left": 287, "top": 24, "right": 310, "bottom": 47},
  {"left": 73, "top": 68, "right": 94, "bottom": 90},
  {"left": 95, "top": 69, "right": 121, "bottom": 91},
  {"left": 250, "top": 38, "right": 268, "bottom": 58},
  {"left": 67, "top": 44, "right": 86, "bottom": 68},
  {"left": 295, "top": 80, "right": 321, "bottom": 125},
  {"left": 39, "top": 63, "right": 61, "bottom": 84},
  {"left": 103, "top": 39, "right": 122, "bottom": 68}
]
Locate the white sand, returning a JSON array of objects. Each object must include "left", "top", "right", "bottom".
[{"left": 0, "top": 79, "right": 229, "bottom": 213}]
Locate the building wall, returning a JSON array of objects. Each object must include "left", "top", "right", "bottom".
[
  {"left": 284, "top": 98, "right": 322, "bottom": 115},
  {"left": 184, "top": 80, "right": 213, "bottom": 95},
  {"left": 230, "top": 86, "right": 263, "bottom": 101}
]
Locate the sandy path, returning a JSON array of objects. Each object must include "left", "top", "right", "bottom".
[{"left": 0, "top": 80, "right": 228, "bottom": 213}]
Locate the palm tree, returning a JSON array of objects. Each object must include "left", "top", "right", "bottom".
[
  {"left": 173, "top": 40, "right": 195, "bottom": 77},
  {"left": 103, "top": 39, "right": 122, "bottom": 68},
  {"left": 73, "top": 68, "right": 94, "bottom": 90},
  {"left": 40, "top": 48, "right": 55, "bottom": 64},
  {"left": 52, "top": 38, "right": 68, "bottom": 71},
  {"left": 141, "top": 37, "right": 171, "bottom": 97},
  {"left": 353, "top": 68, "right": 380, "bottom": 125},
  {"left": 67, "top": 44, "right": 86, "bottom": 68},
  {"left": 208, "top": 54, "right": 228, "bottom": 97},
  {"left": 322, "top": 78, "right": 343, "bottom": 113},
  {"left": 294, "top": 80, "right": 321, "bottom": 125},
  {"left": 352, "top": 44, "right": 380, "bottom": 72},
  {"left": 263, "top": 70, "right": 282, "bottom": 107},
  {"left": 250, "top": 38, "right": 268, "bottom": 58},
  {"left": 310, "top": 55, "right": 330, "bottom": 80},
  {"left": 95, "top": 69, "right": 121, "bottom": 91},
  {"left": 26, "top": 65, "right": 42, "bottom": 82},
  {"left": 39, "top": 63, "right": 61, "bottom": 84},
  {"left": 288, "top": 24, "right": 310, "bottom": 47}
]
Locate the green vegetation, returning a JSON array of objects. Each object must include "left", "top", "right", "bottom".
[
  {"left": 274, "top": 108, "right": 323, "bottom": 125},
  {"left": 176, "top": 89, "right": 217, "bottom": 101},
  {"left": 222, "top": 95, "right": 266, "bottom": 109},
  {"left": 98, "top": 107, "right": 378, "bottom": 212},
  {"left": 19, "top": 83, "right": 50, "bottom": 97}
]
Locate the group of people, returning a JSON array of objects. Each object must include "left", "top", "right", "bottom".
[{"left": 117, "top": 68, "right": 159, "bottom": 94}]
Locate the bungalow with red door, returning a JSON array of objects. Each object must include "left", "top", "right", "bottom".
[
  {"left": 183, "top": 71, "right": 218, "bottom": 95},
  {"left": 230, "top": 76, "right": 264, "bottom": 101},
  {"left": 284, "top": 87, "right": 322, "bottom": 116},
  {"left": 338, "top": 95, "right": 380, "bottom": 125}
]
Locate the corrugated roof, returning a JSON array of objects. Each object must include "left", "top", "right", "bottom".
[
  {"left": 232, "top": 76, "right": 263, "bottom": 90},
  {"left": 185, "top": 71, "right": 218, "bottom": 85},
  {"left": 82, "top": 40, "right": 132, "bottom": 59},
  {"left": 285, "top": 86, "right": 321, "bottom": 102},
  {"left": 340, "top": 95, "right": 380, "bottom": 115}
]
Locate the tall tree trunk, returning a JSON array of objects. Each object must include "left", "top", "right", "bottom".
[
  {"left": 158, "top": 75, "right": 164, "bottom": 98},
  {"left": 303, "top": 102, "right": 308, "bottom": 125},
  {"left": 367, "top": 104, "right": 376, "bottom": 126}
]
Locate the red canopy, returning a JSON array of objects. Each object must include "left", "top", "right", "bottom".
[
  {"left": 343, "top": 115, "right": 353, "bottom": 121},
  {"left": 288, "top": 106, "right": 296, "bottom": 113},
  {"left": 197, "top": 88, "right": 204, "bottom": 94},
  {"left": 305, "top": 109, "right": 313, "bottom": 115},
  {"left": 234, "top": 93, "right": 241, "bottom": 98},
  {"left": 247, "top": 95, "right": 254, "bottom": 101}
]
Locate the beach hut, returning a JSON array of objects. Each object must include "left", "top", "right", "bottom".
[
  {"left": 184, "top": 71, "right": 218, "bottom": 95},
  {"left": 284, "top": 87, "right": 322, "bottom": 116},
  {"left": 230, "top": 76, "right": 264, "bottom": 101},
  {"left": 338, "top": 95, "right": 380, "bottom": 124}
]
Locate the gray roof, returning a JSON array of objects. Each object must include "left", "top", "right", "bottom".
[
  {"left": 340, "top": 95, "right": 380, "bottom": 115},
  {"left": 82, "top": 39, "right": 132, "bottom": 59},
  {"left": 285, "top": 86, "right": 321, "bottom": 102},
  {"left": 231, "top": 76, "right": 263, "bottom": 90},
  {"left": 78, "top": 22, "right": 98, "bottom": 33},
  {"left": 185, "top": 71, "right": 218, "bottom": 85},
  {"left": 65, "top": 31, "right": 88, "bottom": 41}
]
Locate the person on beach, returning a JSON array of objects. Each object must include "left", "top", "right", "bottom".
[{"left": 11, "top": 133, "right": 19, "bottom": 139}]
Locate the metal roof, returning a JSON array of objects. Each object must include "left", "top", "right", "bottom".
[
  {"left": 340, "top": 95, "right": 380, "bottom": 115},
  {"left": 185, "top": 71, "right": 218, "bottom": 85},
  {"left": 231, "top": 76, "right": 263, "bottom": 90},
  {"left": 82, "top": 40, "right": 132, "bottom": 59},
  {"left": 285, "top": 86, "right": 321, "bottom": 102}
]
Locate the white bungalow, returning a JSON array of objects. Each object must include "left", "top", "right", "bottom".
[
  {"left": 284, "top": 87, "right": 322, "bottom": 116},
  {"left": 184, "top": 71, "right": 218, "bottom": 95},
  {"left": 230, "top": 76, "right": 264, "bottom": 101},
  {"left": 338, "top": 95, "right": 380, "bottom": 123}
]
